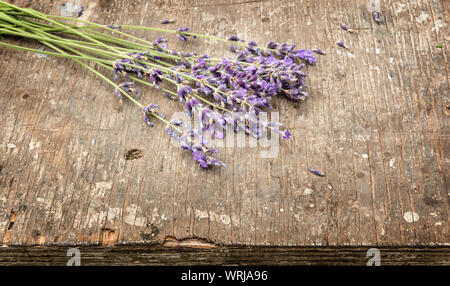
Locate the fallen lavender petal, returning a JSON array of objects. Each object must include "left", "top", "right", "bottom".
[
  {"left": 313, "top": 49, "right": 326, "bottom": 55},
  {"left": 76, "top": 6, "right": 83, "bottom": 17},
  {"left": 161, "top": 19, "right": 175, "bottom": 24},
  {"left": 308, "top": 167, "right": 324, "bottom": 177},
  {"left": 336, "top": 41, "right": 346, "bottom": 48}
]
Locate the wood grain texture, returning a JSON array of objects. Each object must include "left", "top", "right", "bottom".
[
  {"left": 0, "top": 244, "right": 449, "bottom": 266},
  {"left": 0, "top": 0, "right": 448, "bottom": 248}
]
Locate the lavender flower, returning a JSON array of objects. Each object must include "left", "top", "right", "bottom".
[
  {"left": 296, "top": 49, "right": 316, "bottom": 64},
  {"left": 313, "top": 49, "right": 326, "bottom": 55},
  {"left": 308, "top": 167, "right": 324, "bottom": 177},
  {"left": 342, "top": 24, "right": 354, "bottom": 33},
  {"left": 161, "top": 19, "right": 174, "bottom": 24},
  {"left": 149, "top": 69, "right": 163, "bottom": 86},
  {"left": 336, "top": 41, "right": 346, "bottom": 49},
  {"left": 170, "top": 119, "right": 184, "bottom": 126},
  {"left": 107, "top": 24, "right": 121, "bottom": 29},
  {"left": 267, "top": 41, "right": 278, "bottom": 49},
  {"left": 177, "top": 85, "right": 192, "bottom": 101},
  {"left": 283, "top": 129, "right": 291, "bottom": 140},
  {"left": 119, "top": 81, "right": 139, "bottom": 95},
  {"left": 165, "top": 126, "right": 227, "bottom": 169},
  {"left": 229, "top": 34, "right": 241, "bottom": 41},
  {"left": 114, "top": 89, "right": 123, "bottom": 101},
  {"left": 142, "top": 103, "right": 161, "bottom": 127},
  {"left": 229, "top": 45, "right": 238, "bottom": 53},
  {"left": 153, "top": 36, "right": 167, "bottom": 46},
  {"left": 0, "top": 2, "right": 323, "bottom": 171},
  {"left": 76, "top": 6, "right": 83, "bottom": 17},
  {"left": 177, "top": 27, "right": 194, "bottom": 41}
]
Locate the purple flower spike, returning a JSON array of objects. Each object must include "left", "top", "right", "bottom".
[{"left": 308, "top": 167, "right": 325, "bottom": 177}]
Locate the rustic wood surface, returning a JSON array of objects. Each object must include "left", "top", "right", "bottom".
[
  {"left": 1, "top": 245, "right": 449, "bottom": 266},
  {"left": 0, "top": 0, "right": 448, "bottom": 249}
]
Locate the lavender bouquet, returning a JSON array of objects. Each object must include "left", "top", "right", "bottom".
[{"left": 0, "top": 1, "right": 318, "bottom": 169}]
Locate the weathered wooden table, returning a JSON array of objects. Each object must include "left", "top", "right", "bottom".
[{"left": 0, "top": 0, "right": 448, "bottom": 265}]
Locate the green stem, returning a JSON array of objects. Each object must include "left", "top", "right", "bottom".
[
  {"left": 39, "top": 40, "right": 181, "bottom": 132},
  {"left": 0, "top": 1, "right": 126, "bottom": 55}
]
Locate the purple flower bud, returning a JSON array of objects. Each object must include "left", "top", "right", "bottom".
[
  {"left": 313, "top": 49, "right": 326, "bottom": 55},
  {"left": 192, "top": 150, "right": 203, "bottom": 161},
  {"left": 142, "top": 104, "right": 162, "bottom": 127},
  {"left": 283, "top": 129, "right": 291, "bottom": 140},
  {"left": 142, "top": 103, "right": 160, "bottom": 113},
  {"left": 229, "top": 45, "right": 238, "bottom": 53},
  {"left": 177, "top": 85, "right": 192, "bottom": 100},
  {"left": 115, "top": 89, "right": 122, "bottom": 99},
  {"left": 153, "top": 36, "right": 167, "bottom": 45},
  {"left": 267, "top": 41, "right": 278, "bottom": 49},
  {"left": 336, "top": 41, "right": 346, "bottom": 48},
  {"left": 161, "top": 19, "right": 175, "bottom": 24},
  {"left": 76, "top": 6, "right": 83, "bottom": 17},
  {"left": 296, "top": 49, "right": 317, "bottom": 64},
  {"left": 107, "top": 24, "right": 121, "bottom": 29},
  {"left": 119, "top": 81, "right": 134, "bottom": 88},
  {"left": 229, "top": 34, "right": 240, "bottom": 41},
  {"left": 341, "top": 24, "right": 349, "bottom": 31},
  {"left": 178, "top": 34, "right": 188, "bottom": 41},
  {"left": 170, "top": 119, "right": 184, "bottom": 126},
  {"left": 308, "top": 167, "right": 324, "bottom": 177}
]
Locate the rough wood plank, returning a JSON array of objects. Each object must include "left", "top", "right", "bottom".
[
  {"left": 0, "top": 244, "right": 449, "bottom": 266},
  {"left": 0, "top": 0, "right": 448, "bottom": 248}
]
